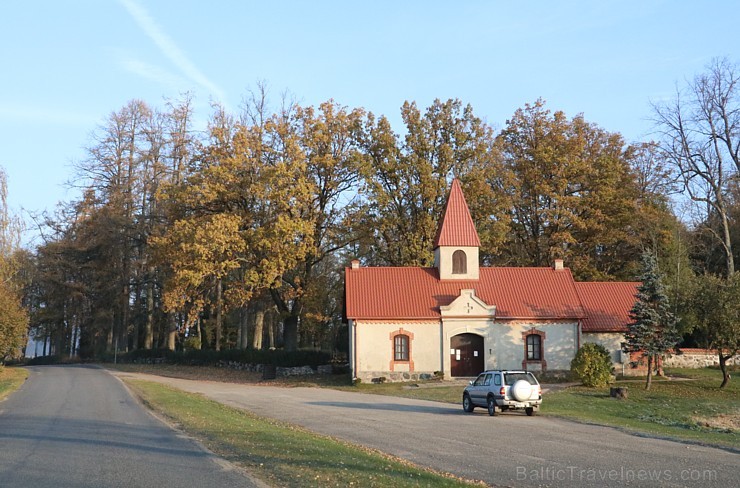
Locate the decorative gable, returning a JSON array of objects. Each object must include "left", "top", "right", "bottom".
[{"left": 439, "top": 289, "right": 495, "bottom": 318}]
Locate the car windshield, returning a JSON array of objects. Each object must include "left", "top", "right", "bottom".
[{"left": 504, "top": 373, "right": 537, "bottom": 385}]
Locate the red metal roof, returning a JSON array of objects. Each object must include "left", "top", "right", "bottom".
[
  {"left": 575, "top": 282, "right": 639, "bottom": 333},
  {"left": 433, "top": 179, "right": 481, "bottom": 247},
  {"left": 345, "top": 266, "right": 586, "bottom": 320}
]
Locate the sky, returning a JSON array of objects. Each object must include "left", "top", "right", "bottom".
[{"left": 1, "top": 0, "right": 739, "bottom": 245}]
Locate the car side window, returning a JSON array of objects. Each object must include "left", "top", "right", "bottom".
[
  {"left": 473, "top": 374, "right": 486, "bottom": 386},
  {"left": 494, "top": 374, "right": 501, "bottom": 386},
  {"left": 483, "top": 374, "right": 492, "bottom": 386}
]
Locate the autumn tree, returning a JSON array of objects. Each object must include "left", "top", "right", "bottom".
[
  {"left": 0, "top": 168, "right": 27, "bottom": 364},
  {"left": 496, "top": 99, "right": 654, "bottom": 279},
  {"left": 360, "top": 98, "right": 508, "bottom": 267},
  {"left": 625, "top": 251, "right": 681, "bottom": 390},
  {"left": 157, "top": 98, "right": 318, "bottom": 350},
  {"left": 29, "top": 195, "right": 119, "bottom": 357},
  {"left": 24, "top": 96, "right": 199, "bottom": 357},
  {"left": 267, "top": 100, "right": 368, "bottom": 350}
]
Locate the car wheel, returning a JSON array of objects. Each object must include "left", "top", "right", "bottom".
[
  {"left": 462, "top": 394, "right": 474, "bottom": 413},
  {"left": 487, "top": 396, "right": 498, "bottom": 416},
  {"left": 525, "top": 407, "right": 535, "bottom": 416}
]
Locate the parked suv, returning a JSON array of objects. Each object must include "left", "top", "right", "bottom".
[{"left": 462, "top": 370, "right": 542, "bottom": 416}]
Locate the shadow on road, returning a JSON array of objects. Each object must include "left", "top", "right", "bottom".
[
  {"left": 0, "top": 414, "right": 208, "bottom": 458},
  {"left": 307, "top": 401, "right": 464, "bottom": 415}
]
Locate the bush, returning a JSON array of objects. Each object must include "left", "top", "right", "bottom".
[
  {"left": 25, "top": 355, "right": 82, "bottom": 366},
  {"left": 571, "top": 343, "right": 613, "bottom": 387},
  {"left": 104, "top": 348, "right": 332, "bottom": 368},
  {"left": 182, "top": 336, "right": 201, "bottom": 351}
]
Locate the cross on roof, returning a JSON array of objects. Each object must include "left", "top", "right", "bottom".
[{"left": 465, "top": 302, "right": 474, "bottom": 313}]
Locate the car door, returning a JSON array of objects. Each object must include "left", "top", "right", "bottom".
[
  {"left": 493, "top": 373, "right": 503, "bottom": 400},
  {"left": 471, "top": 373, "right": 492, "bottom": 405},
  {"left": 468, "top": 373, "right": 486, "bottom": 405}
]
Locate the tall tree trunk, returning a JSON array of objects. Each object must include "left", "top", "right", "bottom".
[
  {"left": 57, "top": 320, "right": 66, "bottom": 357},
  {"left": 166, "top": 312, "right": 177, "bottom": 351},
  {"left": 215, "top": 278, "right": 223, "bottom": 351},
  {"left": 131, "top": 286, "right": 141, "bottom": 351},
  {"left": 106, "top": 322, "right": 114, "bottom": 353},
  {"left": 70, "top": 322, "right": 78, "bottom": 357},
  {"left": 270, "top": 289, "right": 300, "bottom": 351},
  {"left": 268, "top": 315, "right": 275, "bottom": 349},
  {"left": 719, "top": 207, "right": 735, "bottom": 277},
  {"left": 238, "top": 307, "right": 249, "bottom": 349},
  {"left": 120, "top": 281, "right": 130, "bottom": 352},
  {"left": 252, "top": 308, "right": 264, "bottom": 350},
  {"left": 195, "top": 318, "right": 203, "bottom": 349},
  {"left": 719, "top": 353, "right": 731, "bottom": 388},
  {"left": 283, "top": 313, "right": 299, "bottom": 351},
  {"left": 645, "top": 355, "right": 653, "bottom": 390},
  {"left": 144, "top": 268, "right": 155, "bottom": 349}
]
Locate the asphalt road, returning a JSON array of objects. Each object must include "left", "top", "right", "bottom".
[
  {"left": 114, "top": 371, "right": 739, "bottom": 488},
  {"left": 0, "top": 365, "right": 262, "bottom": 488}
]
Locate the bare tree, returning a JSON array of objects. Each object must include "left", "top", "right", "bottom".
[{"left": 652, "top": 58, "right": 740, "bottom": 277}]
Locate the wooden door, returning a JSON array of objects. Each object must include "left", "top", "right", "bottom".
[{"left": 450, "top": 333, "right": 484, "bottom": 377}]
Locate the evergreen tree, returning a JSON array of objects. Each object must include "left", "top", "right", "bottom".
[{"left": 624, "top": 251, "right": 681, "bottom": 389}]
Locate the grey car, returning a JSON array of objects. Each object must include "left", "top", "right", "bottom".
[{"left": 462, "top": 370, "right": 542, "bottom": 416}]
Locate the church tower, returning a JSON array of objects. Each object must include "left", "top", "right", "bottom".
[{"left": 433, "top": 179, "right": 480, "bottom": 280}]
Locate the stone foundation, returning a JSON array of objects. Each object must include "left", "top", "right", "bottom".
[
  {"left": 356, "top": 371, "right": 438, "bottom": 383},
  {"left": 214, "top": 360, "right": 336, "bottom": 377}
]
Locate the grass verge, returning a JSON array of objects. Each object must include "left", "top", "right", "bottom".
[
  {"left": 542, "top": 368, "right": 739, "bottom": 450},
  {"left": 0, "top": 367, "right": 28, "bottom": 401},
  {"left": 125, "top": 379, "right": 481, "bottom": 488}
]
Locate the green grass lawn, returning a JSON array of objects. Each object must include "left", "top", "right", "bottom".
[
  {"left": 542, "top": 368, "right": 739, "bottom": 449},
  {"left": 0, "top": 367, "right": 27, "bottom": 401},
  {"left": 126, "top": 379, "right": 481, "bottom": 488}
]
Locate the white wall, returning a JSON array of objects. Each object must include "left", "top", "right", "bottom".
[
  {"left": 582, "top": 332, "right": 625, "bottom": 364},
  {"left": 440, "top": 319, "right": 578, "bottom": 377},
  {"left": 352, "top": 318, "right": 580, "bottom": 382},
  {"left": 482, "top": 321, "right": 578, "bottom": 371},
  {"left": 353, "top": 320, "right": 441, "bottom": 381},
  {"left": 434, "top": 246, "right": 479, "bottom": 280}
]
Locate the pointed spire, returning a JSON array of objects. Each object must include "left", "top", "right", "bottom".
[{"left": 433, "top": 179, "right": 481, "bottom": 248}]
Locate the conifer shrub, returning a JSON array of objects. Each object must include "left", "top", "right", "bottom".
[{"left": 570, "top": 343, "right": 613, "bottom": 387}]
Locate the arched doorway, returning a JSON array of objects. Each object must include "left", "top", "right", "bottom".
[{"left": 450, "top": 333, "right": 484, "bottom": 377}]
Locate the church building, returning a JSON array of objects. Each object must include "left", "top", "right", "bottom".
[{"left": 344, "top": 179, "right": 638, "bottom": 382}]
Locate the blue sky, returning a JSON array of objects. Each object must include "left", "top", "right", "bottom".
[{"left": 1, "top": 0, "right": 739, "bottom": 242}]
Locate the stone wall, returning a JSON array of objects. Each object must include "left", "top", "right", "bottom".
[
  {"left": 357, "top": 371, "right": 439, "bottom": 383},
  {"left": 663, "top": 349, "right": 739, "bottom": 369},
  {"left": 215, "top": 360, "right": 336, "bottom": 376}
]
